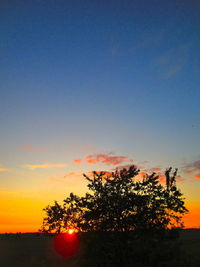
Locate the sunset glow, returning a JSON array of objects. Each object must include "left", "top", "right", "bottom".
[
  {"left": 68, "top": 229, "right": 75, "bottom": 235},
  {"left": 0, "top": 0, "right": 200, "bottom": 233},
  {"left": 53, "top": 233, "right": 80, "bottom": 258}
]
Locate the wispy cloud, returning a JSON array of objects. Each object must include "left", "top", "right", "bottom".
[
  {"left": 73, "top": 153, "right": 128, "bottom": 166},
  {"left": 0, "top": 167, "right": 8, "bottom": 172},
  {"left": 163, "top": 64, "right": 184, "bottom": 78},
  {"left": 156, "top": 45, "right": 188, "bottom": 79},
  {"left": 48, "top": 171, "right": 82, "bottom": 183},
  {"left": 183, "top": 160, "right": 200, "bottom": 172},
  {"left": 24, "top": 163, "right": 67, "bottom": 170},
  {"left": 21, "top": 145, "right": 44, "bottom": 152},
  {"left": 64, "top": 171, "right": 82, "bottom": 178},
  {"left": 182, "top": 159, "right": 200, "bottom": 180},
  {"left": 148, "top": 167, "right": 162, "bottom": 172},
  {"left": 73, "top": 159, "right": 82, "bottom": 164}
]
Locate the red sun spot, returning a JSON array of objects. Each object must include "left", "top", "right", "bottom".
[{"left": 53, "top": 233, "right": 80, "bottom": 258}]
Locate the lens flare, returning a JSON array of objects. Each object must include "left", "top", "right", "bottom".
[{"left": 53, "top": 233, "right": 80, "bottom": 258}]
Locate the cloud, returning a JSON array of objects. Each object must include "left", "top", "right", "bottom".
[
  {"left": 73, "top": 153, "right": 128, "bottom": 166},
  {"left": 24, "top": 163, "right": 67, "bottom": 170},
  {"left": 48, "top": 170, "right": 113, "bottom": 184},
  {"left": 64, "top": 171, "right": 81, "bottom": 178},
  {"left": 162, "top": 62, "right": 184, "bottom": 79},
  {"left": 184, "top": 160, "right": 200, "bottom": 172},
  {"left": 73, "top": 159, "right": 82, "bottom": 164},
  {"left": 139, "top": 160, "right": 149, "bottom": 165},
  {"left": 0, "top": 167, "right": 8, "bottom": 172},
  {"left": 195, "top": 173, "right": 200, "bottom": 179},
  {"left": 148, "top": 167, "right": 162, "bottom": 172},
  {"left": 86, "top": 154, "right": 127, "bottom": 165},
  {"left": 182, "top": 160, "right": 200, "bottom": 179},
  {"left": 156, "top": 45, "right": 188, "bottom": 79},
  {"left": 21, "top": 145, "right": 43, "bottom": 151}
]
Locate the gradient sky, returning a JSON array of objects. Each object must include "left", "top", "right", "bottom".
[{"left": 0, "top": 0, "right": 200, "bottom": 232}]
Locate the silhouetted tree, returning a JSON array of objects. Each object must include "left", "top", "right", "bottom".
[{"left": 41, "top": 166, "right": 188, "bottom": 233}]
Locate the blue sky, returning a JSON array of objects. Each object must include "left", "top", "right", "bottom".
[
  {"left": 0, "top": 0, "right": 200, "bottom": 231},
  {"left": 1, "top": 0, "right": 199, "bottom": 163}
]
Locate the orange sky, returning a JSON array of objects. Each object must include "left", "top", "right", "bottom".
[{"left": 0, "top": 175, "right": 199, "bottom": 233}]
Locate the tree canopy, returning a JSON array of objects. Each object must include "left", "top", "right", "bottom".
[{"left": 41, "top": 166, "right": 188, "bottom": 233}]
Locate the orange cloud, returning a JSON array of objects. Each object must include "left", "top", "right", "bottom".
[
  {"left": 24, "top": 163, "right": 67, "bottom": 170},
  {"left": 195, "top": 173, "right": 200, "bottom": 179},
  {"left": 73, "top": 159, "right": 82, "bottom": 164},
  {"left": 73, "top": 153, "right": 128, "bottom": 166}
]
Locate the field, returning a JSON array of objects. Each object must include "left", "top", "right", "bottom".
[{"left": 0, "top": 229, "right": 200, "bottom": 267}]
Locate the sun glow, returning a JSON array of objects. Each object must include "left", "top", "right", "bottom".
[
  {"left": 68, "top": 229, "right": 75, "bottom": 235},
  {"left": 53, "top": 232, "right": 80, "bottom": 258}
]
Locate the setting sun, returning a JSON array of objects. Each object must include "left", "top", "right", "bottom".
[{"left": 68, "top": 229, "right": 75, "bottom": 235}]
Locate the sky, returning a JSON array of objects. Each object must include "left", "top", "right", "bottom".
[{"left": 0, "top": 0, "right": 200, "bottom": 232}]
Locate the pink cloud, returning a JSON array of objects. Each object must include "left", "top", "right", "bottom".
[
  {"left": 88, "top": 154, "right": 127, "bottom": 165},
  {"left": 73, "top": 153, "right": 128, "bottom": 166}
]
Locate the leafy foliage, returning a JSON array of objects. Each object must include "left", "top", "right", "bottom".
[{"left": 40, "top": 166, "right": 188, "bottom": 233}]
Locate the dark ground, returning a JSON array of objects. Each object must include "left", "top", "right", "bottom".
[{"left": 0, "top": 229, "right": 199, "bottom": 267}]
